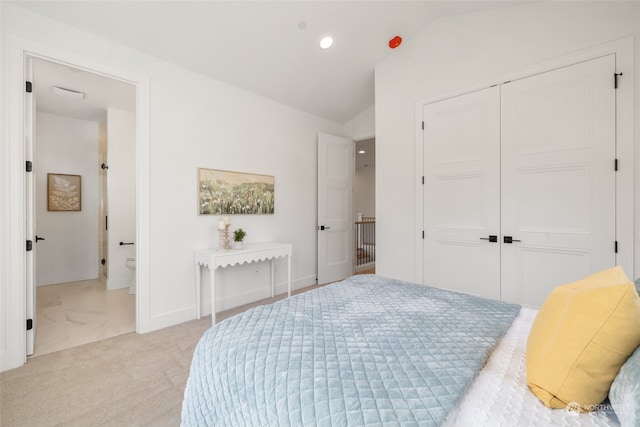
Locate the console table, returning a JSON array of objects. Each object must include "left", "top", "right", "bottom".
[{"left": 194, "top": 242, "right": 292, "bottom": 325}]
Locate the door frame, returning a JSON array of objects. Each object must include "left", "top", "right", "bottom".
[
  {"left": 414, "top": 36, "right": 634, "bottom": 286},
  {"left": 1, "top": 33, "right": 151, "bottom": 371}
]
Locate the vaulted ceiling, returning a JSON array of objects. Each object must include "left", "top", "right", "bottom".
[{"left": 13, "top": 1, "right": 525, "bottom": 124}]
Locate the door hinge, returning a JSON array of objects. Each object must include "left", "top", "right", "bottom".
[
  {"left": 26, "top": 81, "right": 32, "bottom": 93},
  {"left": 26, "top": 319, "right": 33, "bottom": 331},
  {"left": 26, "top": 160, "right": 32, "bottom": 172},
  {"left": 101, "top": 258, "right": 106, "bottom": 266},
  {"left": 421, "top": 121, "right": 424, "bottom": 130},
  {"left": 26, "top": 240, "right": 33, "bottom": 251},
  {"left": 421, "top": 176, "right": 424, "bottom": 185},
  {"left": 422, "top": 230, "right": 425, "bottom": 239},
  {"left": 614, "top": 158, "right": 618, "bottom": 171},
  {"left": 615, "top": 241, "right": 618, "bottom": 253},
  {"left": 614, "top": 72, "right": 623, "bottom": 89}
]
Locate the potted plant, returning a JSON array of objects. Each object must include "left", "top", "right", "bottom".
[{"left": 232, "top": 228, "right": 246, "bottom": 250}]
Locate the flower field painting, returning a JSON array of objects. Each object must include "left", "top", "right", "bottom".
[
  {"left": 48, "top": 173, "right": 81, "bottom": 211},
  {"left": 198, "top": 168, "right": 274, "bottom": 215}
]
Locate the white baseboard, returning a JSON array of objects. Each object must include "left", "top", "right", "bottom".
[
  {"left": 146, "top": 306, "right": 196, "bottom": 333},
  {"left": 106, "top": 276, "right": 130, "bottom": 291},
  {"left": 36, "top": 270, "right": 99, "bottom": 286},
  {"left": 200, "top": 275, "right": 318, "bottom": 315},
  {"left": 140, "top": 275, "right": 318, "bottom": 334}
]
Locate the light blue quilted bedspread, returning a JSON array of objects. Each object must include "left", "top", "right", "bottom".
[{"left": 181, "top": 275, "right": 520, "bottom": 426}]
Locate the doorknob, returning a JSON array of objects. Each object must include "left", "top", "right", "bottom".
[
  {"left": 317, "top": 225, "right": 332, "bottom": 231},
  {"left": 503, "top": 236, "right": 521, "bottom": 244},
  {"left": 479, "top": 235, "right": 497, "bottom": 242},
  {"left": 35, "top": 235, "right": 45, "bottom": 242}
]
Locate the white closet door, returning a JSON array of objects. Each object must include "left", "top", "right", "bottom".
[
  {"left": 423, "top": 87, "right": 501, "bottom": 299},
  {"left": 500, "top": 55, "right": 616, "bottom": 306}
]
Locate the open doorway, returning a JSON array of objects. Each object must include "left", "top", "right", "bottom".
[
  {"left": 354, "top": 137, "right": 375, "bottom": 274},
  {"left": 29, "top": 57, "right": 137, "bottom": 357}
]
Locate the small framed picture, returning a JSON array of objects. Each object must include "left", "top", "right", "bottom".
[{"left": 47, "top": 173, "right": 81, "bottom": 211}]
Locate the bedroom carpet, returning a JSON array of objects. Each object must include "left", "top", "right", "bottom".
[
  {"left": 0, "top": 281, "right": 333, "bottom": 426},
  {"left": 0, "top": 316, "right": 211, "bottom": 426}
]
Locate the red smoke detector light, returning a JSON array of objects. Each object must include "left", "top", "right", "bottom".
[{"left": 389, "top": 35, "right": 402, "bottom": 49}]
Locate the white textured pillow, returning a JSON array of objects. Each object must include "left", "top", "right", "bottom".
[{"left": 610, "top": 346, "right": 640, "bottom": 427}]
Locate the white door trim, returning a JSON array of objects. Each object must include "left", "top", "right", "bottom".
[
  {"left": 24, "top": 55, "right": 35, "bottom": 356},
  {"left": 1, "top": 34, "right": 151, "bottom": 372},
  {"left": 415, "top": 36, "right": 634, "bottom": 285}
]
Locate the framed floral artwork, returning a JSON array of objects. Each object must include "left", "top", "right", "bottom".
[
  {"left": 198, "top": 168, "right": 274, "bottom": 215},
  {"left": 47, "top": 173, "right": 81, "bottom": 211}
]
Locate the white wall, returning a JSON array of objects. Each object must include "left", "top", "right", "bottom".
[
  {"left": 347, "top": 105, "right": 376, "bottom": 219},
  {"left": 355, "top": 165, "right": 375, "bottom": 218},
  {"left": 375, "top": 1, "right": 640, "bottom": 282},
  {"left": 106, "top": 108, "right": 136, "bottom": 290},
  {"left": 1, "top": 2, "right": 346, "bottom": 371},
  {"left": 344, "top": 104, "right": 375, "bottom": 141},
  {"left": 35, "top": 112, "right": 99, "bottom": 285}
]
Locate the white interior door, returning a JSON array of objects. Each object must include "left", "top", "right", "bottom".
[
  {"left": 500, "top": 55, "right": 616, "bottom": 306},
  {"left": 423, "top": 87, "right": 501, "bottom": 299},
  {"left": 25, "top": 56, "right": 36, "bottom": 356},
  {"left": 318, "top": 133, "right": 354, "bottom": 284}
]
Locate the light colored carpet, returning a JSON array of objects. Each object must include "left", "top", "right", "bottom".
[
  {"left": 0, "top": 282, "right": 332, "bottom": 426},
  {"left": 1, "top": 316, "right": 211, "bottom": 427}
]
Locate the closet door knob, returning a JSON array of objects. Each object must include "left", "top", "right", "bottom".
[
  {"left": 479, "top": 235, "right": 497, "bottom": 242},
  {"left": 503, "top": 236, "right": 521, "bottom": 244}
]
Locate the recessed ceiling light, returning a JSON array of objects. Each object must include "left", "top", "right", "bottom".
[
  {"left": 358, "top": 150, "right": 366, "bottom": 154},
  {"left": 320, "top": 36, "right": 333, "bottom": 49}
]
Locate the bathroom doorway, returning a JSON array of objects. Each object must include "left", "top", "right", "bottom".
[{"left": 28, "top": 56, "right": 137, "bottom": 356}]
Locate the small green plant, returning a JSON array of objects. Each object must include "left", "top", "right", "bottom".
[{"left": 233, "top": 228, "right": 246, "bottom": 242}]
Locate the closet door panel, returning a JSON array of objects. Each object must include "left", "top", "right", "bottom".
[
  {"left": 500, "top": 55, "right": 616, "bottom": 306},
  {"left": 423, "top": 87, "right": 501, "bottom": 299}
]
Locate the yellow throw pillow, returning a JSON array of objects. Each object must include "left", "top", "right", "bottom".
[{"left": 526, "top": 266, "right": 640, "bottom": 410}]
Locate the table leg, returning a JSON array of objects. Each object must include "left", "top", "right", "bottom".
[
  {"left": 287, "top": 255, "right": 291, "bottom": 298},
  {"left": 195, "top": 263, "right": 201, "bottom": 319},
  {"left": 270, "top": 259, "right": 275, "bottom": 298},
  {"left": 210, "top": 266, "right": 216, "bottom": 325}
]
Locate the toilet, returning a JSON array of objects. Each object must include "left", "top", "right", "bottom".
[{"left": 125, "top": 257, "right": 136, "bottom": 295}]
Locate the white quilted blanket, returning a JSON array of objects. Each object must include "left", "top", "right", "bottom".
[{"left": 444, "top": 307, "right": 619, "bottom": 427}]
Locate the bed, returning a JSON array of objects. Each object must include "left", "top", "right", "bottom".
[{"left": 181, "top": 274, "right": 629, "bottom": 426}]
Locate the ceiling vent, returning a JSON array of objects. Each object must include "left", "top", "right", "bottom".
[{"left": 52, "top": 86, "right": 85, "bottom": 100}]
